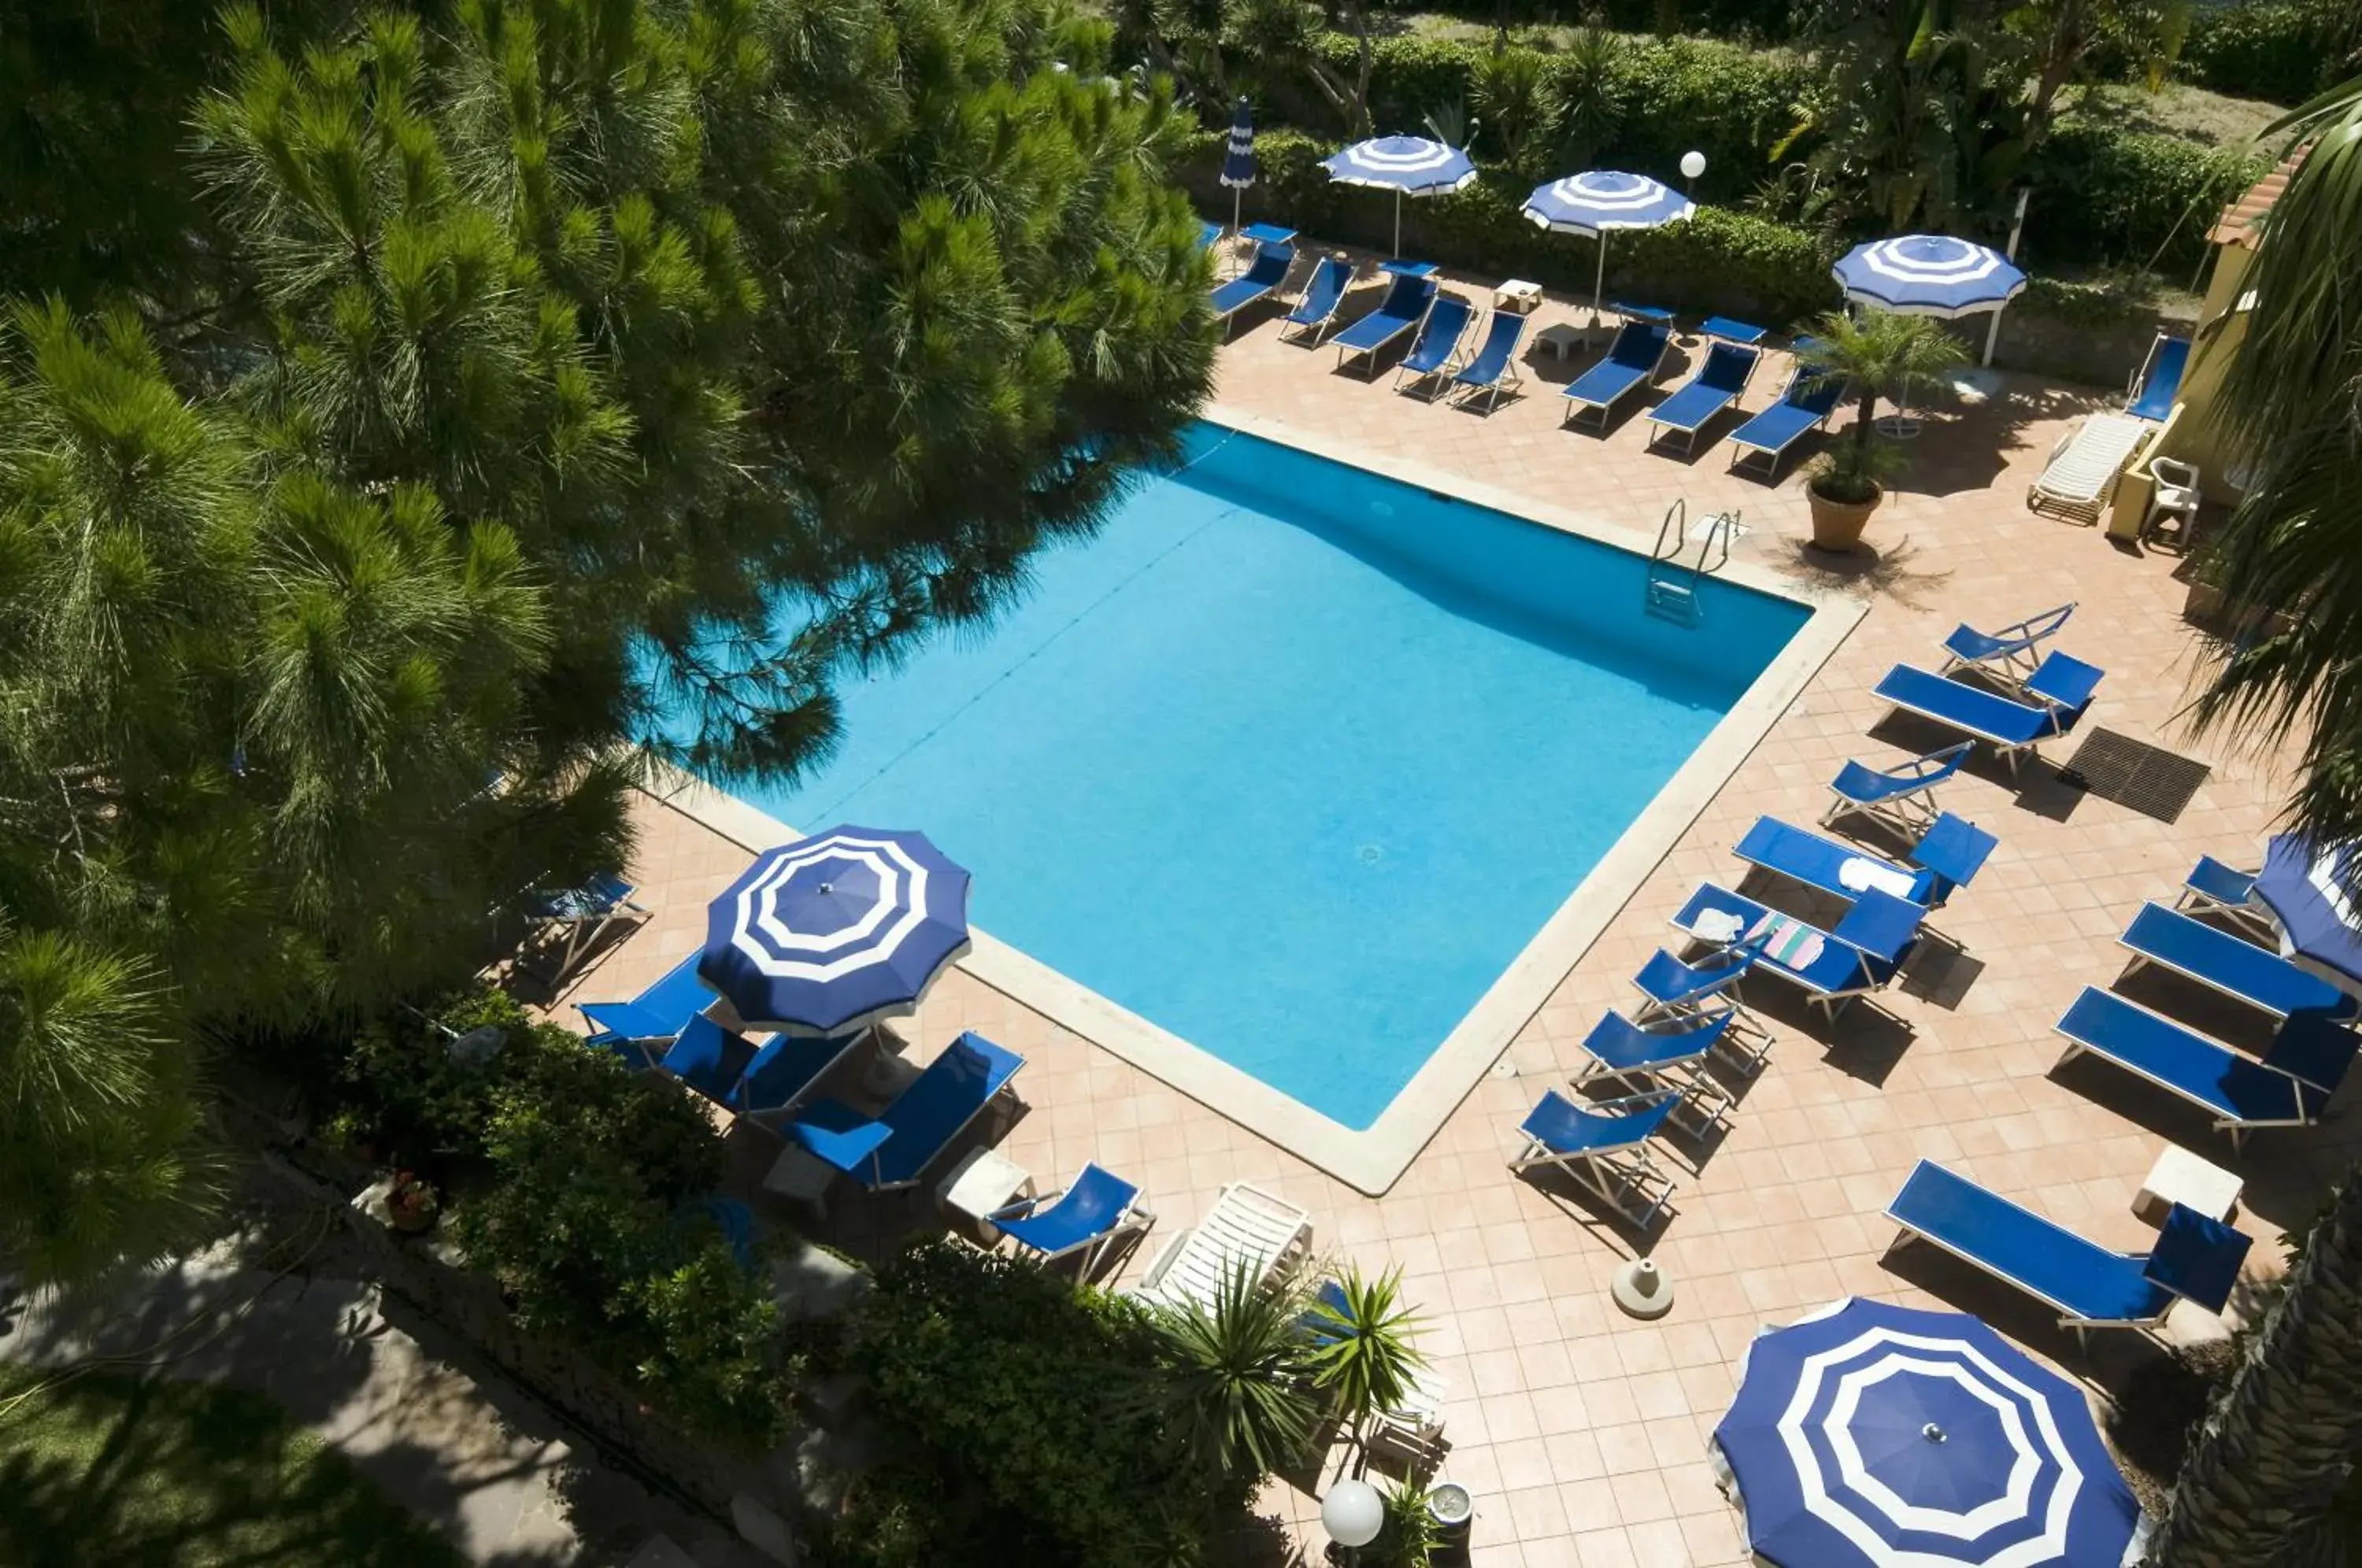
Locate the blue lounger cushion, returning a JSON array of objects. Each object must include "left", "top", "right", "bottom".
[
  {"left": 1826, "top": 742, "right": 1974, "bottom": 829},
  {"left": 1727, "top": 364, "right": 1845, "bottom": 469},
  {"left": 2127, "top": 335, "right": 2190, "bottom": 422},
  {"left": 579, "top": 952, "right": 710, "bottom": 1047},
  {"left": 1672, "top": 883, "right": 1923, "bottom": 1001},
  {"left": 2023, "top": 650, "right": 2105, "bottom": 714},
  {"left": 2056, "top": 987, "right": 2345, "bottom": 1129},
  {"left": 2183, "top": 856, "right": 2261, "bottom": 912},
  {"left": 788, "top": 1030, "right": 1026, "bottom": 1189},
  {"left": 1632, "top": 935, "right": 1766, "bottom": 1015},
  {"left": 995, "top": 1163, "right": 1143, "bottom": 1261},
  {"left": 1563, "top": 320, "right": 1670, "bottom": 414},
  {"left": 1941, "top": 603, "right": 2076, "bottom": 671},
  {"left": 1647, "top": 341, "right": 1760, "bottom": 437},
  {"left": 1395, "top": 294, "right": 1475, "bottom": 387},
  {"left": 728, "top": 1029, "right": 863, "bottom": 1116},
  {"left": 1209, "top": 242, "right": 1293, "bottom": 318},
  {"left": 1451, "top": 311, "right": 1528, "bottom": 401},
  {"left": 1517, "top": 1089, "right": 1680, "bottom": 1156},
  {"left": 1874, "top": 665, "right": 2088, "bottom": 760},
  {"left": 1581, "top": 1009, "right": 1734, "bottom": 1074},
  {"left": 2121, "top": 902, "right": 2362, "bottom": 1022},
  {"left": 1334, "top": 272, "right": 1436, "bottom": 364},
  {"left": 1282, "top": 256, "right": 1352, "bottom": 338},
  {"left": 660, "top": 1015, "right": 765, "bottom": 1101},
  {"left": 1886, "top": 1161, "right": 2183, "bottom": 1325}
]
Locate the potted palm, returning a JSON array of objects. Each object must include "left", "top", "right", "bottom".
[{"left": 1795, "top": 309, "right": 1970, "bottom": 552}]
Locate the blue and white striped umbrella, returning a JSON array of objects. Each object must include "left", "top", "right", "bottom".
[
  {"left": 1834, "top": 235, "right": 2027, "bottom": 320},
  {"left": 1523, "top": 170, "right": 1695, "bottom": 318},
  {"left": 1713, "top": 1300, "right": 2144, "bottom": 1568},
  {"left": 698, "top": 825, "right": 972, "bottom": 1036},
  {"left": 1321, "top": 135, "right": 1476, "bottom": 257},
  {"left": 2256, "top": 834, "right": 2362, "bottom": 989}
]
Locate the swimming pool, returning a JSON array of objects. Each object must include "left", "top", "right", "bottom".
[{"left": 666, "top": 421, "right": 1817, "bottom": 1146}]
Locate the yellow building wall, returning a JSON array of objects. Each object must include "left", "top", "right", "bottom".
[{"left": 2104, "top": 242, "right": 2259, "bottom": 538}]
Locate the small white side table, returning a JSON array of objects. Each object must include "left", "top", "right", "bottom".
[
  {"left": 1535, "top": 322, "right": 1587, "bottom": 362},
  {"left": 2134, "top": 1145, "right": 2243, "bottom": 1223},
  {"left": 936, "top": 1147, "right": 1033, "bottom": 1242},
  {"left": 763, "top": 1143, "right": 837, "bottom": 1220},
  {"left": 1494, "top": 279, "right": 1543, "bottom": 315}
]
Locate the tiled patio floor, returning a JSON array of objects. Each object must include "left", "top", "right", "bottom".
[{"left": 557, "top": 257, "right": 2346, "bottom": 1567}]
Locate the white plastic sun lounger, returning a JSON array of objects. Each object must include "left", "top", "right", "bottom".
[
  {"left": 2027, "top": 413, "right": 2151, "bottom": 523},
  {"left": 1127, "top": 1181, "right": 1312, "bottom": 1312}
]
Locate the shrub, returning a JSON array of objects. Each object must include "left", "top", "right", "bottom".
[
  {"left": 328, "top": 988, "right": 534, "bottom": 1170},
  {"left": 2181, "top": 1, "right": 2354, "bottom": 105},
  {"left": 845, "top": 1239, "right": 1239, "bottom": 1567},
  {"left": 2027, "top": 123, "right": 2268, "bottom": 276}
]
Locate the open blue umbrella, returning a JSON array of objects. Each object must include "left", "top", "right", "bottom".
[
  {"left": 1834, "top": 235, "right": 2027, "bottom": 318},
  {"left": 2255, "top": 834, "right": 2362, "bottom": 989},
  {"left": 1713, "top": 1298, "right": 2144, "bottom": 1568},
  {"left": 1321, "top": 135, "right": 1475, "bottom": 258},
  {"left": 1220, "top": 97, "right": 1256, "bottom": 235},
  {"left": 1522, "top": 170, "right": 1695, "bottom": 322},
  {"left": 699, "top": 825, "right": 972, "bottom": 1036}
]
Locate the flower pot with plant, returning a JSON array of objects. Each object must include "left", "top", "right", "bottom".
[
  {"left": 386, "top": 1170, "right": 442, "bottom": 1234},
  {"left": 1794, "top": 309, "right": 1970, "bottom": 553}
]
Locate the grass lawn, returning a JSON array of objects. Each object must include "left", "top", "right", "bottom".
[{"left": 0, "top": 1365, "right": 466, "bottom": 1567}]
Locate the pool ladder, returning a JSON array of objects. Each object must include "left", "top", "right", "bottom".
[{"left": 1646, "top": 499, "right": 1737, "bottom": 626}]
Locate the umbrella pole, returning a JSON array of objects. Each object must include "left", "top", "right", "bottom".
[
  {"left": 1980, "top": 306, "right": 2004, "bottom": 368},
  {"left": 1231, "top": 186, "right": 1241, "bottom": 237},
  {"left": 1392, "top": 190, "right": 1401, "bottom": 260},
  {"left": 1593, "top": 238, "right": 1607, "bottom": 331}
]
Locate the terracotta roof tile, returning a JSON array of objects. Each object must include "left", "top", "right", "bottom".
[{"left": 2211, "top": 144, "right": 2309, "bottom": 248}]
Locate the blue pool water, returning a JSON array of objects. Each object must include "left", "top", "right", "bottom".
[{"left": 686, "top": 425, "right": 1809, "bottom": 1128}]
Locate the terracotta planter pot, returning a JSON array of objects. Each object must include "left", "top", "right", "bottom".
[{"left": 1808, "top": 482, "right": 1884, "bottom": 552}]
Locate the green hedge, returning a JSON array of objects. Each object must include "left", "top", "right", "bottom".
[
  {"left": 2181, "top": 2, "right": 2349, "bottom": 105},
  {"left": 1197, "top": 126, "right": 1833, "bottom": 326},
  {"left": 2027, "top": 124, "right": 2267, "bottom": 274},
  {"left": 1305, "top": 31, "right": 1806, "bottom": 205}
]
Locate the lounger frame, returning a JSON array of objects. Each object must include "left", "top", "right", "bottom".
[
  {"left": 2118, "top": 901, "right": 2360, "bottom": 1023},
  {"left": 991, "top": 1168, "right": 1157, "bottom": 1274},
  {"left": 1508, "top": 1091, "right": 1680, "bottom": 1228},
  {"left": 2053, "top": 988, "right": 2327, "bottom": 1151}
]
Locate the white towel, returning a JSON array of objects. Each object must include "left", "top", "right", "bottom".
[
  {"left": 1838, "top": 857, "right": 1918, "bottom": 898},
  {"left": 1691, "top": 909, "right": 1746, "bottom": 944}
]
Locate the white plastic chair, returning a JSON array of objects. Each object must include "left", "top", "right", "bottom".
[{"left": 2145, "top": 457, "right": 2201, "bottom": 546}]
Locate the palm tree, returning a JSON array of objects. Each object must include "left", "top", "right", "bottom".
[
  {"left": 1793, "top": 309, "right": 1969, "bottom": 549},
  {"left": 2156, "top": 69, "right": 2362, "bottom": 1566},
  {"left": 2152, "top": 1178, "right": 2362, "bottom": 1566},
  {"left": 1150, "top": 1262, "right": 1322, "bottom": 1481},
  {"left": 2185, "top": 72, "right": 2362, "bottom": 849},
  {"left": 1301, "top": 1264, "right": 1430, "bottom": 1474}
]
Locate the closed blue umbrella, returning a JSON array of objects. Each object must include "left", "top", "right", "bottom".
[
  {"left": 1320, "top": 135, "right": 1476, "bottom": 258},
  {"left": 1522, "top": 170, "right": 1695, "bottom": 322},
  {"left": 1713, "top": 1299, "right": 2144, "bottom": 1568},
  {"left": 1220, "top": 97, "right": 1256, "bottom": 235},
  {"left": 699, "top": 825, "right": 972, "bottom": 1036},
  {"left": 2254, "top": 834, "right": 2362, "bottom": 989}
]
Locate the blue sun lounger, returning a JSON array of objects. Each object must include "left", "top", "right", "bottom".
[
  {"left": 786, "top": 1031, "right": 1027, "bottom": 1191},
  {"left": 1938, "top": 602, "right": 2078, "bottom": 685},
  {"left": 1872, "top": 657, "right": 2102, "bottom": 774},
  {"left": 991, "top": 1162, "right": 1154, "bottom": 1272},
  {"left": 2119, "top": 902, "right": 2362, "bottom": 1023},
  {"left": 1736, "top": 812, "right": 1997, "bottom": 909},
  {"left": 1561, "top": 318, "right": 1672, "bottom": 430},
  {"left": 2054, "top": 986, "right": 2353, "bottom": 1148},
  {"left": 1209, "top": 239, "right": 1294, "bottom": 329},
  {"left": 1450, "top": 309, "right": 1530, "bottom": 411},
  {"left": 1333, "top": 271, "right": 1437, "bottom": 375},
  {"left": 2176, "top": 855, "right": 2275, "bottom": 935},
  {"left": 1575, "top": 1011, "right": 1739, "bottom": 1131},
  {"left": 525, "top": 871, "right": 649, "bottom": 983},
  {"left": 1727, "top": 351, "right": 1846, "bottom": 479},
  {"left": 1645, "top": 338, "right": 1763, "bottom": 454},
  {"left": 1631, "top": 934, "right": 1770, "bottom": 1048},
  {"left": 1509, "top": 1089, "right": 1682, "bottom": 1226},
  {"left": 727, "top": 1028, "right": 865, "bottom": 1118},
  {"left": 1279, "top": 255, "right": 1353, "bottom": 345},
  {"left": 579, "top": 952, "right": 712, "bottom": 1066},
  {"left": 2126, "top": 333, "right": 2191, "bottom": 423},
  {"left": 1884, "top": 1159, "right": 2252, "bottom": 1344},
  {"left": 1823, "top": 742, "right": 1975, "bottom": 837},
  {"left": 1197, "top": 220, "right": 1222, "bottom": 254},
  {"left": 1672, "top": 883, "right": 1926, "bottom": 1021},
  {"left": 1394, "top": 294, "right": 1475, "bottom": 398}
]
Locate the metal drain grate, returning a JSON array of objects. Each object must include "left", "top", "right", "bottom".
[{"left": 2057, "top": 729, "right": 2212, "bottom": 823}]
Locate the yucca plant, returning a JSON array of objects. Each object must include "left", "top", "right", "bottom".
[
  {"left": 1150, "top": 1260, "right": 1321, "bottom": 1481},
  {"left": 1301, "top": 1263, "right": 1430, "bottom": 1472}
]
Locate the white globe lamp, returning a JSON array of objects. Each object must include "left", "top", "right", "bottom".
[
  {"left": 1323, "top": 1477, "right": 1386, "bottom": 1558},
  {"left": 1679, "top": 150, "right": 1707, "bottom": 192}
]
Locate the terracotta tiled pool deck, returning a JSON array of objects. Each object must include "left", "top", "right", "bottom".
[{"left": 557, "top": 260, "right": 2351, "bottom": 1567}]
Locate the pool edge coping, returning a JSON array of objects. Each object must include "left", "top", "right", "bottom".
[{"left": 645, "top": 411, "right": 1866, "bottom": 1195}]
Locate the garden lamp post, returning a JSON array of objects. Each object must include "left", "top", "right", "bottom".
[
  {"left": 1323, "top": 1477, "right": 1385, "bottom": 1565},
  {"left": 1680, "top": 150, "right": 1706, "bottom": 195}
]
